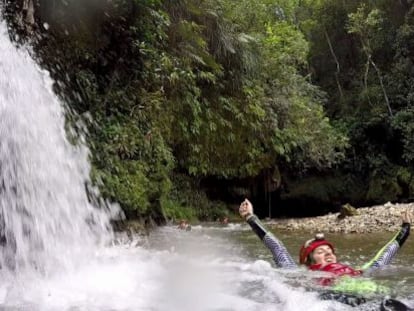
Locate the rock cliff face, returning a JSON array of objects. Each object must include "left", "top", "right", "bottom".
[{"left": 267, "top": 202, "right": 414, "bottom": 233}]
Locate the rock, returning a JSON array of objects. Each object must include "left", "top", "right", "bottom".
[{"left": 337, "top": 203, "right": 359, "bottom": 219}]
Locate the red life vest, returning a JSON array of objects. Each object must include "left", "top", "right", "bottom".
[{"left": 309, "top": 263, "right": 362, "bottom": 286}]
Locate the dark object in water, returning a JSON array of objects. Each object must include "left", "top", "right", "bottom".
[
  {"left": 319, "top": 291, "right": 413, "bottom": 310},
  {"left": 319, "top": 290, "right": 366, "bottom": 307},
  {"left": 380, "top": 298, "right": 413, "bottom": 311}
]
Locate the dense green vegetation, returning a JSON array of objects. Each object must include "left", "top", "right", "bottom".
[
  {"left": 3, "top": 0, "right": 414, "bottom": 221},
  {"left": 288, "top": 0, "right": 414, "bottom": 210}
]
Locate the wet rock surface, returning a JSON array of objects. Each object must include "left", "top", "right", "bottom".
[{"left": 265, "top": 202, "right": 414, "bottom": 233}]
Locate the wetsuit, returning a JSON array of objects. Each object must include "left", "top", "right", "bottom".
[
  {"left": 245, "top": 214, "right": 410, "bottom": 271},
  {"left": 245, "top": 214, "right": 410, "bottom": 306}
]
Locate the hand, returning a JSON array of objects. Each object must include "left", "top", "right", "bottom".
[
  {"left": 401, "top": 209, "right": 412, "bottom": 224},
  {"left": 239, "top": 199, "right": 253, "bottom": 219}
]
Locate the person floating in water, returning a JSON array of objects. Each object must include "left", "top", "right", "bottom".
[
  {"left": 217, "top": 217, "right": 229, "bottom": 225},
  {"left": 239, "top": 199, "right": 412, "bottom": 308},
  {"left": 177, "top": 219, "right": 191, "bottom": 231}
]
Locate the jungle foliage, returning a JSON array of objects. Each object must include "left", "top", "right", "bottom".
[
  {"left": 4, "top": 0, "right": 414, "bottom": 220},
  {"left": 291, "top": 0, "right": 414, "bottom": 207}
]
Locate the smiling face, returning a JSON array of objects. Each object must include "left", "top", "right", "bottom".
[{"left": 311, "top": 245, "right": 337, "bottom": 266}]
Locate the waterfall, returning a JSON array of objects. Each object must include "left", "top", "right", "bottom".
[{"left": 0, "top": 19, "right": 116, "bottom": 275}]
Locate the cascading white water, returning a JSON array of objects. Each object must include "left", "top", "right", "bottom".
[{"left": 0, "top": 19, "right": 115, "bottom": 275}]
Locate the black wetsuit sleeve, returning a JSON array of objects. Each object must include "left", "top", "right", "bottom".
[
  {"left": 396, "top": 223, "right": 410, "bottom": 247},
  {"left": 246, "top": 215, "right": 268, "bottom": 240},
  {"left": 361, "top": 222, "right": 410, "bottom": 272},
  {"left": 246, "top": 215, "right": 297, "bottom": 268}
]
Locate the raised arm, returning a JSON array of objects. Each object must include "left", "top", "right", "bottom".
[
  {"left": 361, "top": 210, "right": 411, "bottom": 273},
  {"left": 239, "top": 199, "right": 297, "bottom": 269}
]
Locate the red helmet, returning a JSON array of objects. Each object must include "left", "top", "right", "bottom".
[{"left": 299, "top": 233, "right": 334, "bottom": 265}]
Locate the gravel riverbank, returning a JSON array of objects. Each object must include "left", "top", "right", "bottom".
[{"left": 265, "top": 202, "right": 414, "bottom": 233}]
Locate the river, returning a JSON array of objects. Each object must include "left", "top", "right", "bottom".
[
  {"left": 143, "top": 223, "right": 414, "bottom": 310},
  {"left": 1, "top": 222, "right": 414, "bottom": 310}
]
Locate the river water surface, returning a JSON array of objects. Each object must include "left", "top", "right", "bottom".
[
  {"left": 143, "top": 223, "right": 414, "bottom": 311},
  {"left": 2, "top": 223, "right": 414, "bottom": 310}
]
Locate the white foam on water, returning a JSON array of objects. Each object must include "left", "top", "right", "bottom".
[{"left": 0, "top": 238, "right": 351, "bottom": 311}]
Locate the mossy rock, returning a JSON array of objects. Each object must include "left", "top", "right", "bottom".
[
  {"left": 112, "top": 219, "right": 149, "bottom": 236},
  {"left": 338, "top": 203, "right": 359, "bottom": 219}
]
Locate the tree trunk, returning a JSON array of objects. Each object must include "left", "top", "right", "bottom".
[
  {"left": 369, "top": 57, "right": 393, "bottom": 116},
  {"left": 324, "top": 29, "right": 344, "bottom": 101}
]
